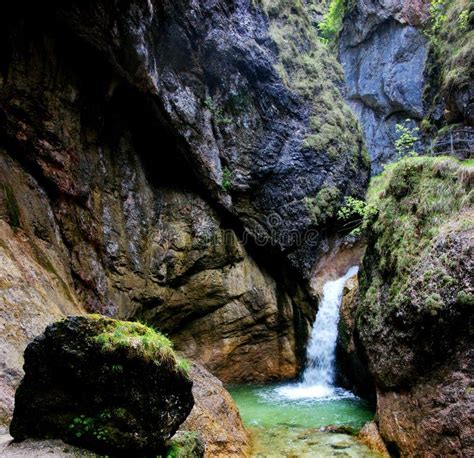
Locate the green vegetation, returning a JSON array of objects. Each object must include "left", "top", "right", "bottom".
[
  {"left": 305, "top": 184, "right": 341, "bottom": 224},
  {"left": 362, "top": 156, "right": 473, "bottom": 309},
  {"left": 203, "top": 97, "right": 233, "bottom": 126},
  {"left": 162, "top": 432, "right": 200, "bottom": 458},
  {"left": 92, "top": 317, "right": 190, "bottom": 376},
  {"left": 428, "top": 0, "right": 448, "bottom": 35},
  {"left": 318, "top": 0, "right": 349, "bottom": 42},
  {"left": 337, "top": 196, "right": 377, "bottom": 235},
  {"left": 68, "top": 412, "right": 110, "bottom": 441},
  {"left": 2, "top": 183, "right": 21, "bottom": 229},
  {"left": 222, "top": 167, "right": 232, "bottom": 192},
  {"left": 424, "top": 0, "right": 473, "bottom": 128},
  {"left": 395, "top": 122, "right": 420, "bottom": 159},
  {"left": 257, "top": 0, "right": 363, "bottom": 164},
  {"left": 457, "top": 290, "right": 474, "bottom": 306}
]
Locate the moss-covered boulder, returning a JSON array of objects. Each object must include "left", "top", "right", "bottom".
[{"left": 9, "top": 315, "right": 194, "bottom": 455}]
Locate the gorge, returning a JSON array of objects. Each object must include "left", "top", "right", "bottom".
[{"left": 0, "top": 0, "right": 473, "bottom": 456}]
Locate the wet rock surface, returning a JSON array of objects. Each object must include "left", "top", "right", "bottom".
[
  {"left": 180, "top": 363, "right": 249, "bottom": 458},
  {"left": 339, "top": 0, "right": 430, "bottom": 171},
  {"left": 10, "top": 316, "right": 194, "bottom": 454},
  {"left": 336, "top": 275, "right": 375, "bottom": 401},
  {"left": 357, "top": 421, "right": 389, "bottom": 457}
]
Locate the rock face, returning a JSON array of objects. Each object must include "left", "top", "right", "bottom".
[
  {"left": 10, "top": 316, "right": 194, "bottom": 455},
  {"left": 0, "top": 0, "right": 369, "bottom": 424},
  {"left": 340, "top": 0, "right": 474, "bottom": 171},
  {"left": 0, "top": 219, "right": 83, "bottom": 429},
  {"left": 339, "top": 0, "right": 430, "bottom": 172},
  {"left": 342, "top": 157, "right": 474, "bottom": 456},
  {"left": 180, "top": 363, "right": 249, "bottom": 458},
  {"left": 0, "top": 0, "right": 368, "bottom": 279},
  {"left": 336, "top": 274, "right": 374, "bottom": 400},
  {"left": 357, "top": 421, "right": 389, "bottom": 457}
]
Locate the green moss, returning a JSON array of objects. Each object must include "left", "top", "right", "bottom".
[
  {"left": 93, "top": 318, "right": 189, "bottom": 376},
  {"left": 2, "top": 183, "right": 21, "bottom": 229},
  {"left": 305, "top": 184, "right": 341, "bottom": 224},
  {"left": 457, "top": 291, "right": 474, "bottom": 306},
  {"left": 163, "top": 432, "right": 200, "bottom": 458},
  {"left": 364, "top": 156, "right": 472, "bottom": 305},
  {"left": 256, "top": 0, "right": 363, "bottom": 162},
  {"left": 424, "top": 0, "right": 473, "bottom": 127},
  {"left": 319, "top": 0, "right": 352, "bottom": 42},
  {"left": 424, "top": 293, "right": 444, "bottom": 316},
  {"left": 222, "top": 167, "right": 232, "bottom": 192}
]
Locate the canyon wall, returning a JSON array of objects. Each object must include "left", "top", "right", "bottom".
[
  {"left": 339, "top": 0, "right": 430, "bottom": 172},
  {"left": 0, "top": 0, "right": 368, "bottom": 428},
  {"left": 338, "top": 157, "right": 474, "bottom": 456},
  {"left": 340, "top": 0, "right": 473, "bottom": 171}
]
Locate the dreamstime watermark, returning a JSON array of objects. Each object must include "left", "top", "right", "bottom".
[{"left": 203, "top": 212, "right": 320, "bottom": 248}]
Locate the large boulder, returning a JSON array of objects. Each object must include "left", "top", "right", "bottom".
[
  {"left": 179, "top": 363, "right": 249, "bottom": 457},
  {"left": 10, "top": 316, "right": 194, "bottom": 455}
]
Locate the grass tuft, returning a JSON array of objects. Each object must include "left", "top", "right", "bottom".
[{"left": 92, "top": 318, "right": 190, "bottom": 376}]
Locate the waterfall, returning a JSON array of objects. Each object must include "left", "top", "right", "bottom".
[{"left": 276, "top": 266, "right": 359, "bottom": 400}]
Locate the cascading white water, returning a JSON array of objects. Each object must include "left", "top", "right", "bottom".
[{"left": 275, "top": 266, "right": 359, "bottom": 400}]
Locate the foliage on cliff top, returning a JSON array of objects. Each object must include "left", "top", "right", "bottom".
[
  {"left": 92, "top": 315, "right": 190, "bottom": 375},
  {"left": 257, "top": 0, "right": 365, "bottom": 166},
  {"left": 361, "top": 156, "right": 473, "bottom": 307}
]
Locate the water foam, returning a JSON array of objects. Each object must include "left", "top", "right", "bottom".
[{"left": 274, "top": 266, "right": 359, "bottom": 401}]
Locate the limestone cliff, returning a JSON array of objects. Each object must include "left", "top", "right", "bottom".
[
  {"left": 0, "top": 0, "right": 368, "bottom": 429},
  {"left": 339, "top": 0, "right": 431, "bottom": 171},
  {"left": 340, "top": 0, "right": 474, "bottom": 171}
]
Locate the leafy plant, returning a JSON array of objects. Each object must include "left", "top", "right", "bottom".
[
  {"left": 457, "top": 9, "right": 469, "bottom": 31},
  {"left": 429, "top": 0, "right": 448, "bottom": 35},
  {"left": 203, "top": 97, "right": 232, "bottom": 126},
  {"left": 337, "top": 196, "right": 377, "bottom": 235},
  {"left": 68, "top": 414, "right": 110, "bottom": 441},
  {"left": 111, "top": 364, "right": 123, "bottom": 374},
  {"left": 166, "top": 444, "right": 181, "bottom": 458},
  {"left": 395, "top": 121, "right": 420, "bottom": 158},
  {"left": 318, "top": 0, "right": 348, "bottom": 42},
  {"left": 222, "top": 167, "right": 232, "bottom": 192}
]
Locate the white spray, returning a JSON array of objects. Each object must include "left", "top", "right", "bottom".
[{"left": 276, "top": 266, "right": 359, "bottom": 400}]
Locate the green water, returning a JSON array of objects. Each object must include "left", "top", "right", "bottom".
[{"left": 229, "top": 384, "right": 378, "bottom": 457}]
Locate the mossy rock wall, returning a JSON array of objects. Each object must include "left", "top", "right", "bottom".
[{"left": 354, "top": 157, "right": 473, "bottom": 456}]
